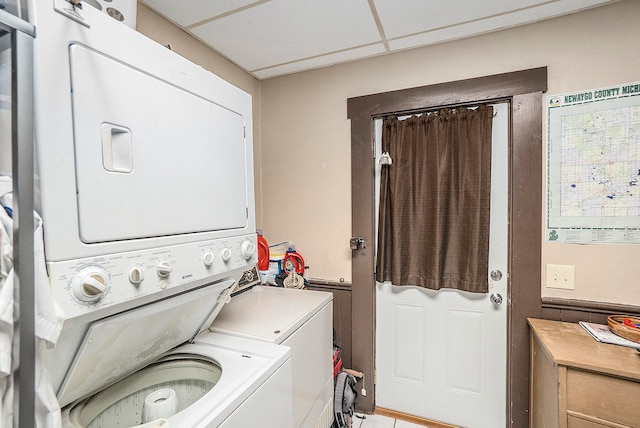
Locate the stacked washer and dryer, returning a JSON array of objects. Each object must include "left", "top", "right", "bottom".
[{"left": 27, "top": 1, "right": 332, "bottom": 427}]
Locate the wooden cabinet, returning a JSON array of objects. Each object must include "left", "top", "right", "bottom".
[{"left": 529, "top": 318, "right": 640, "bottom": 428}]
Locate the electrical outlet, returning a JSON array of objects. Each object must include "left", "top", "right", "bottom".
[{"left": 546, "top": 264, "right": 575, "bottom": 290}]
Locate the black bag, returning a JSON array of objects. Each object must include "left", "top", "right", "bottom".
[{"left": 332, "top": 371, "right": 357, "bottom": 428}]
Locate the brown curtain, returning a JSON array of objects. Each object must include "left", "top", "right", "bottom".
[{"left": 376, "top": 105, "right": 493, "bottom": 293}]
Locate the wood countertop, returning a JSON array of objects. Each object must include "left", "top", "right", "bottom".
[{"left": 528, "top": 318, "right": 640, "bottom": 381}]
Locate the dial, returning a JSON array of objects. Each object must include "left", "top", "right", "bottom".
[
  {"left": 72, "top": 266, "right": 109, "bottom": 303},
  {"left": 221, "top": 247, "right": 232, "bottom": 263},
  {"left": 156, "top": 261, "right": 173, "bottom": 278},
  {"left": 203, "top": 252, "right": 215, "bottom": 267},
  {"left": 240, "top": 240, "right": 256, "bottom": 260},
  {"left": 129, "top": 266, "right": 144, "bottom": 284}
]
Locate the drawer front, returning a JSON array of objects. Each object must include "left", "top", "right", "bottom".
[
  {"left": 568, "top": 415, "right": 615, "bottom": 428},
  {"left": 566, "top": 368, "right": 640, "bottom": 427}
]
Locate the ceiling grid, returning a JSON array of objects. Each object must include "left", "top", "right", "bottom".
[{"left": 141, "top": 0, "right": 619, "bottom": 79}]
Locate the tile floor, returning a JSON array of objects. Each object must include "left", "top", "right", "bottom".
[{"left": 354, "top": 413, "right": 426, "bottom": 428}]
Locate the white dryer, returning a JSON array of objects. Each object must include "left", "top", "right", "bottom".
[{"left": 210, "top": 286, "right": 334, "bottom": 428}]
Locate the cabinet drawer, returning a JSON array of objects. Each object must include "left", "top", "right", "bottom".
[
  {"left": 568, "top": 415, "right": 615, "bottom": 428},
  {"left": 566, "top": 368, "right": 640, "bottom": 427}
]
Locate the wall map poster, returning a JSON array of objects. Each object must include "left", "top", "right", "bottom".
[{"left": 547, "top": 81, "right": 640, "bottom": 243}]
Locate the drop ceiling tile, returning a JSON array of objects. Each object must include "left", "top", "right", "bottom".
[
  {"left": 189, "top": 0, "right": 381, "bottom": 71},
  {"left": 374, "top": 0, "right": 550, "bottom": 40},
  {"left": 141, "top": 0, "right": 263, "bottom": 27},
  {"left": 253, "top": 43, "right": 386, "bottom": 79},
  {"left": 388, "top": 0, "right": 618, "bottom": 51},
  {"left": 141, "top": 0, "right": 620, "bottom": 79}
]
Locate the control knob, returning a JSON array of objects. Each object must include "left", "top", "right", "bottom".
[
  {"left": 72, "top": 266, "right": 109, "bottom": 303},
  {"left": 203, "top": 252, "right": 215, "bottom": 267},
  {"left": 156, "top": 261, "right": 173, "bottom": 278},
  {"left": 240, "top": 239, "right": 256, "bottom": 261},
  {"left": 129, "top": 266, "right": 145, "bottom": 284},
  {"left": 221, "top": 247, "right": 232, "bottom": 263}
]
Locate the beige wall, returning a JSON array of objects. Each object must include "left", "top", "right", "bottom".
[
  {"left": 138, "top": 1, "right": 640, "bottom": 306},
  {"left": 136, "top": 3, "right": 264, "bottom": 223},
  {"left": 259, "top": 0, "right": 640, "bottom": 306}
]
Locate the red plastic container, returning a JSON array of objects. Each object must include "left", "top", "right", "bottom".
[
  {"left": 257, "top": 233, "right": 270, "bottom": 271},
  {"left": 283, "top": 251, "right": 305, "bottom": 275}
]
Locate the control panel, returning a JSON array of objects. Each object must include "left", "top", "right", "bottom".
[{"left": 47, "top": 234, "right": 258, "bottom": 319}]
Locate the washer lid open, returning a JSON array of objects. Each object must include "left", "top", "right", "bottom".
[{"left": 56, "top": 279, "right": 235, "bottom": 408}]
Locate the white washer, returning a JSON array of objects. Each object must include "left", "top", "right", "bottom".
[
  {"left": 63, "top": 333, "right": 293, "bottom": 427},
  {"left": 46, "top": 267, "right": 294, "bottom": 428},
  {"left": 210, "top": 286, "right": 334, "bottom": 428}
]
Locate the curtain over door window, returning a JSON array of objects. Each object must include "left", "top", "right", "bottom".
[{"left": 375, "top": 105, "right": 493, "bottom": 293}]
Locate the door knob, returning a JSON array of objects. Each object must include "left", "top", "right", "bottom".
[
  {"left": 490, "top": 293, "right": 503, "bottom": 305},
  {"left": 490, "top": 270, "right": 503, "bottom": 281}
]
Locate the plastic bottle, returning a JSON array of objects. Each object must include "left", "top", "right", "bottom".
[
  {"left": 284, "top": 248, "right": 305, "bottom": 275},
  {"left": 257, "top": 231, "right": 270, "bottom": 271}
]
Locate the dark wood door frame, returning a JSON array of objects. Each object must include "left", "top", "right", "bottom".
[{"left": 347, "top": 67, "right": 547, "bottom": 428}]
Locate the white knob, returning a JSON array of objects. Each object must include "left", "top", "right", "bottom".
[
  {"left": 73, "top": 267, "right": 109, "bottom": 303},
  {"left": 203, "top": 252, "right": 215, "bottom": 267},
  {"left": 240, "top": 240, "right": 256, "bottom": 260},
  {"left": 221, "top": 248, "right": 232, "bottom": 262},
  {"left": 129, "top": 266, "right": 145, "bottom": 284},
  {"left": 156, "top": 261, "right": 173, "bottom": 278}
]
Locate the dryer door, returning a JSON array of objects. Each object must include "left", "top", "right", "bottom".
[{"left": 69, "top": 44, "right": 249, "bottom": 244}]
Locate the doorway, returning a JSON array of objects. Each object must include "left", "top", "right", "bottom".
[
  {"left": 347, "top": 68, "right": 546, "bottom": 428},
  {"left": 374, "top": 102, "right": 508, "bottom": 427}
]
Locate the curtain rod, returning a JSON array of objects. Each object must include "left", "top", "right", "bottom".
[{"left": 373, "top": 97, "right": 510, "bottom": 120}]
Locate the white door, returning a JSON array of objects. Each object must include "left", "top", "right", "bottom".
[{"left": 374, "top": 102, "right": 509, "bottom": 428}]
